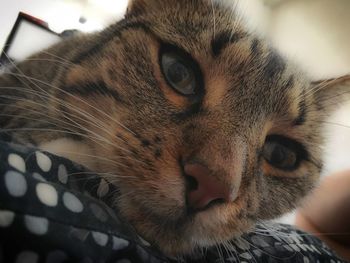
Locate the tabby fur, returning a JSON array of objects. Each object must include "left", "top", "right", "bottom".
[{"left": 0, "top": 0, "right": 349, "bottom": 256}]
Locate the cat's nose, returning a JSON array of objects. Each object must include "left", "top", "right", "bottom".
[{"left": 184, "top": 162, "right": 232, "bottom": 211}]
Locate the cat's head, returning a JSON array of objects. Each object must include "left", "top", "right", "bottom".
[{"left": 59, "top": 0, "right": 350, "bottom": 255}]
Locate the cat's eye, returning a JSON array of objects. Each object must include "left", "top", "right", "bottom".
[
  {"left": 160, "top": 48, "right": 199, "bottom": 96},
  {"left": 263, "top": 135, "right": 307, "bottom": 171}
]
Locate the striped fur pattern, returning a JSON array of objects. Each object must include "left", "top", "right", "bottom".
[{"left": 0, "top": 0, "right": 349, "bottom": 256}]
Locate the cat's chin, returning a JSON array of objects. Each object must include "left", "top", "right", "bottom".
[
  {"left": 118, "top": 195, "right": 254, "bottom": 256},
  {"left": 155, "top": 211, "right": 254, "bottom": 257}
]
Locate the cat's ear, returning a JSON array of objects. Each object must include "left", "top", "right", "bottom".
[
  {"left": 312, "top": 74, "right": 350, "bottom": 111},
  {"left": 126, "top": 0, "right": 155, "bottom": 17},
  {"left": 127, "top": 0, "right": 145, "bottom": 15}
]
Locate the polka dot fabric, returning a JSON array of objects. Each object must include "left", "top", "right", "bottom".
[{"left": 0, "top": 141, "right": 345, "bottom": 262}]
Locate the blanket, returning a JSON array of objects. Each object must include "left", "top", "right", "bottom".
[{"left": 0, "top": 141, "right": 344, "bottom": 262}]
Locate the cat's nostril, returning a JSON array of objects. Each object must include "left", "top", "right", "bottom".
[
  {"left": 185, "top": 174, "right": 198, "bottom": 191},
  {"left": 184, "top": 162, "right": 232, "bottom": 212}
]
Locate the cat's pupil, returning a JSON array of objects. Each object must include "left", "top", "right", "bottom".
[
  {"left": 167, "top": 62, "right": 191, "bottom": 86},
  {"left": 263, "top": 140, "right": 298, "bottom": 170},
  {"left": 271, "top": 145, "right": 287, "bottom": 163}
]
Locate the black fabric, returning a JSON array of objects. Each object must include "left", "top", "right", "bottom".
[{"left": 0, "top": 141, "right": 345, "bottom": 262}]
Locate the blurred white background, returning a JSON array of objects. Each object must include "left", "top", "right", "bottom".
[{"left": 0, "top": 0, "right": 349, "bottom": 223}]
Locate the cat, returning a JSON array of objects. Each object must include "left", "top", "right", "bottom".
[{"left": 0, "top": 0, "right": 349, "bottom": 256}]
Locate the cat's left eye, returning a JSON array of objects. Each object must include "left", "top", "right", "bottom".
[
  {"left": 263, "top": 135, "right": 307, "bottom": 171},
  {"left": 160, "top": 50, "right": 198, "bottom": 96}
]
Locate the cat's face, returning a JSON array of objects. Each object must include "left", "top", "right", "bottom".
[{"left": 57, "top": 0, "right": 346, "bottom": 255}]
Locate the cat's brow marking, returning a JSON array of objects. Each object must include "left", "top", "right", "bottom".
[
  {"left": 250, "top": 38, "right": 261, "bottom": 56},
  {"left": 154, "top": 149, "right": 162, "bottom": 159},
  {"left": 211, "top": 31, "right": 246, "bottom": 57},
  {"left": 154, "top": 136, "right": 162, "bottom": 144},
  {"left": 141, "top": 139, "right": 151, "bottom": 147},
  {"left": 264, "top": 51, "right": 286, "bottom": 80}
]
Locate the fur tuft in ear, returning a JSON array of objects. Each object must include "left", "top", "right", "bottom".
[{"left": 312, "top": 74, "right": 350, "bottom": 111}]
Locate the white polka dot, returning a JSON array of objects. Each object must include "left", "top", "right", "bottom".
[
  {"left": 70, "top": 227, "right": 89, "bottom": 241},
  {"left": 97, "top": 179, "right": 109, "bottom": 198},
  {"left": 36, "top": 183, "right": 58, "bottom": 207},
  {"left": 253, "top": 249, "right": 262, "bottom": 257},
  {"left": 32, "top": 172, "right": 47, "bottom": 182},
  {"left": 116, "top": 260, "right": 131, "bottom": 263},
  {"left": 251, "top": 236, "right": 269, "bottom": 247},
  {"left": 63, "top": 192, "right": 83, "bottom": 213},
  {"left": 35, "top": 151, "right": 52, "bottom": 172},
  {"left": 5, "top": 171, "right": 27, "bottom": 197},
  {"left": 16, "top": 251, "right": 39, "bottom": 263},
  {"left": 236, "top": 238, "right": 250, "bottom": 250},
  {"left": 239, "top": 252, "right": 253, "bottom": 260},
  {"left": 8, "top": 153, "right": 26, "bottom": 173},
  {"left": 290, "top": 244, "right": 301, "bottom": 251},
  {"left": 0, "top": 210, "right": 15, "bottom": 227},
  {"left": 58, "top": 164, "right": 68, "bottom": 184},
  {"left": 24, "top": 215, "right": 49, "bottom": 235},
  {"left": 138, "top": 235, "right": 151, "bottom": 246},
  {"left": 112, "top": 236, "right": 129, "bottom": 250},
  {"left": 92, "top": 231, "right": 108, "bottom": 246}
]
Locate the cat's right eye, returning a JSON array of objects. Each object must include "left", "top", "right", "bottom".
[
  {"left": 160, "top": 47, "right": 201, "bottom": 97},
  {"left": 263, "top": 135, "right": 308, "bottom": 171}
]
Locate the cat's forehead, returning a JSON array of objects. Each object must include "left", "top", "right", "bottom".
[
  {"left": 138, "top": 0, "right": 249, "bottom": 42},
  {"left": 100, "top": 0, "right": 310, "bottom": 129}
]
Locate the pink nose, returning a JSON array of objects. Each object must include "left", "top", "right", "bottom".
[{"left": 184, "top": 163, "right": 232, "bottom": 211}]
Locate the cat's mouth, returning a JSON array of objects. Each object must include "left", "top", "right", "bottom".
[{"left": 144, "top": 194, "right": 250, "bottom": 256}]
